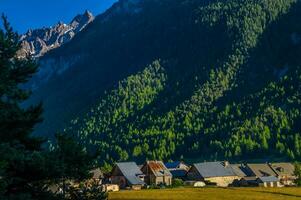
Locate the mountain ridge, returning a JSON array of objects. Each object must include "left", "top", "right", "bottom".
[{"left": 18, "top": 10, "right": 94, "bottom": 58}]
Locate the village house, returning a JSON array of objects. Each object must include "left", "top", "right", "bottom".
[
  {"left": 164, "top": 161, "right": 190, "bottom": 180},
  {"left": 269, "top": 163, "right": 296, "bottom": 186},
  {"left": 110, "top": 162, "right": 145, "bottom": 190},
  {"left": 244, "top": 163, "right": 281, "bottom": 187},
  {"left": 187, "top": 161, "right": 239, "bottom": 187},
  {"left": 141, "top": 161, "right": 172, "bottom": 186}
]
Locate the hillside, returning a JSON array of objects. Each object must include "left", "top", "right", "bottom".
[{"left": 30, "top": 0, "right": 301, "bottom": 164}]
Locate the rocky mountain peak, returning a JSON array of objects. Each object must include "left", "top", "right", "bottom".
[
  {"left": 70, "top": 10, "right": 94, "bottom": 32},
  {"left": 18, "top": 11, "right": 94, "bottom": 58}
]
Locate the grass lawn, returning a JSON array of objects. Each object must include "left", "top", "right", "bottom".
[{"left": 109, "top": 187, "right": 301, "bottom": 200}]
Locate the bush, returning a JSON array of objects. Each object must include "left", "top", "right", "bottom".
[{"left": 172, "top": 179, "right": 184, "bottom": 188}]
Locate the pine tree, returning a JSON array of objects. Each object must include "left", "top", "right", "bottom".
[
  {"left": 0, "top": 15, "right": 52, "bottom": 199},
  {"left": 0, "top": 15, "right": 43, "bottom": 149},
  {"left": 0, "top": 16, "right": 105, "bottom": 200}
]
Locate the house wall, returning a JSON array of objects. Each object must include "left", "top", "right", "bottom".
[
  {"left": 152, "top": 176, "right": 172, "bottom": 186},
  {"left": 163, "top": 176, "right": 172, "bottom": 186},
  {"left": 111, "top": 176, "right": 127, "bottom": 188},
  {"left": 259, "top": 181, "right": 281, "bottom": 188},
  {"left": 150, "top": 174, "right": 156, "bottom": 185},
  {"left": 204, "top": 176, "right": 239, "bottom": 187},
  {"left": 147, "top": 174, "right": 172, "bottom": 186},
  {"left": 279, "top": 176, "right": 296, "bottom": 186},
  {"left": 142, "top": 164, "right": 172, "bottom": 186},
  {"left": 281, "top": 179, "right": 295, "bottom": 186}
]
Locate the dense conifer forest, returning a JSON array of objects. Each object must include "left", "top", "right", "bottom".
[{"left": 27, "top": 0, "right": 301, "bottom": 165}]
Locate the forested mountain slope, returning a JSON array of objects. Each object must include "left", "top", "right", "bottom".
[{"left": 31, "top": 0, "right": 301, "bottom": 164}]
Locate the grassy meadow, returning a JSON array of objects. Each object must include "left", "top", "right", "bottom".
[{"left": 109, "top": 187, "right": 301, "bottom": 200}]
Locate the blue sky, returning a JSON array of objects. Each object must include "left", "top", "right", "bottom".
[{"left": 0, "top": 0, "right": 117, "bottom": 33}]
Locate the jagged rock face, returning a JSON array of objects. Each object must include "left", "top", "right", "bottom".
[{"left": 18, "top": 10, "right": 94, "bottom": 58}]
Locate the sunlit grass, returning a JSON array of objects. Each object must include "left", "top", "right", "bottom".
[{"left": 109, "top": 187, "right": 301, "bottom": 200}]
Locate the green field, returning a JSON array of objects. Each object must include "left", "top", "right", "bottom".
[{"left": 109, "top": 187, "right": 301, "bottom": 200}]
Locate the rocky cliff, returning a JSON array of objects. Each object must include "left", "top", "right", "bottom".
[{"left": 18, "top": 10, "right": 94, "bottom": 58}]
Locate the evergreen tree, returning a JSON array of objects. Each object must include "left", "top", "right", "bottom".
[
  {"left": 0, "top": 16, "right": 105, "bottom": 200},
  {"left": 0, "top": 15, "right": 52, "bottom": 200}
]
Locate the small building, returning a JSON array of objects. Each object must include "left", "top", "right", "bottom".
[
  {"left": 187, "top": 161, "right": 239, "bottom": 187},
  {"left": 111, "top": 162, "right": 145, "bottom": 190},
  {"left": 141, "top": 161, "right": 172, "bottom": 186},
  {"left": 258, "top": 176, "right": 281, "bottom": 187},
  {"left": 269, "top": 163, "right": 296, "bottom": 186},
  {"left": 165, "top": 161, "right": 190, "bottom": 180}
]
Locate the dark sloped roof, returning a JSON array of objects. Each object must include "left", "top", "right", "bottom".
[
  {"left": 246, "top": 164, "right": 277, "bottom": 177},
  {"left": 147, "top": 161, "right": 172, "bottom": 177},
  {"left": 170, "top": 169, "right": 187, "bottom": 178},
  {"left": 193, "top": 162, "right": 236, "bottom": 178},
  {"left": 165, "top": 161, "right": 181, "bottom": 169},
  {"left": 270, "top": 163, "right": 295, "bottom": 177},
  {"left": 258, "top": 176, "right": 279, "bottom": 183},
  {"left": 230, "top": 164, "right": 248, "bottom": 177},
  {"left": 116, "top": 162, "right": 145, "bottom": 185}
]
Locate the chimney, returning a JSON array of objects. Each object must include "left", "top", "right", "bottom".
[{"left": 222, "top": 161, "right": 229, "bottom": 167}]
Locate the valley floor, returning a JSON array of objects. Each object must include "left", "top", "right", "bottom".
[{"left": 109, "top": 187, "right": 301, "bottom": 200}]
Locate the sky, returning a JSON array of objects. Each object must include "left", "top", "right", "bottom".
[{"left": 0, "top": 0, "right": 117, "bottom": 33}]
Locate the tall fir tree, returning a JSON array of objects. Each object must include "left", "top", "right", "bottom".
[
  {"left": 0, "top": 15, "right": 106, "bottom": 200},
  {"left": 0, "top": 14, "right": 53, "bottom": 199}
]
